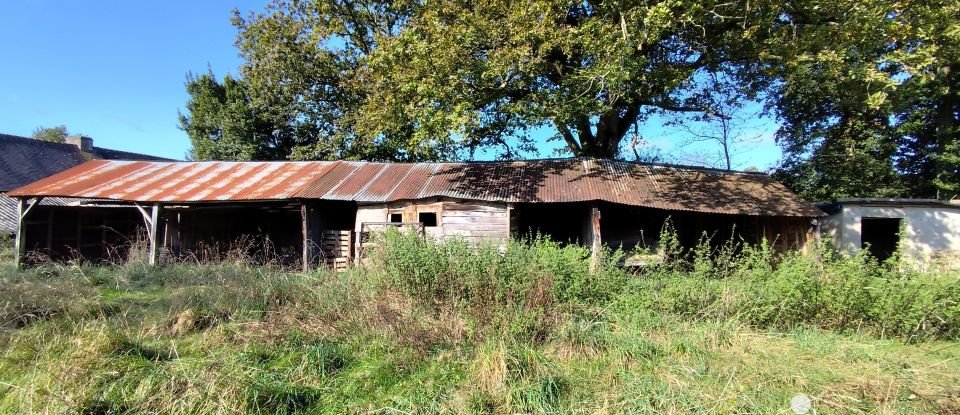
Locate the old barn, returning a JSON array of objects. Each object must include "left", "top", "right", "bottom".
[{"left": 8, "top": 158, "right": 824, "bottom": 268}]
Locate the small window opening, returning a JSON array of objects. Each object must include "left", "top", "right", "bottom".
[
  {"left": 418, "top": 212, "right": 438, "bottom": 227},
  {"left": 389, "top": 213, "right": 403, "bottom": 223}
]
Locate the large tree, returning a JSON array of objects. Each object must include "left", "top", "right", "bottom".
[
  {"left": 179, "top": 72, "right": 314, "bottom": 161},
  {"left": 230, "top": 0, "right": 443, "bottom": 161},
  {"left": 220, "top": 0, "right": 780, "bottom": 161},
  {"left": 186, "top": 0, "right": 957, "bottom": 200},
  {"left": 769, "top": 1, "right": 959, "bottom": 200}
]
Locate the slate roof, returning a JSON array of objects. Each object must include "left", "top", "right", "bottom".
[
  {"left": 89, "top": 146, "right": 172, "bottom": 161},
  {"left": 10, "top": 158, "right": 825, "bottom": 217},
  {"left": 0, "top": 133, "right": 87, "bottom": 192},
  {"left": 0, "top": 133, "right": 172, "bottom": 234}
]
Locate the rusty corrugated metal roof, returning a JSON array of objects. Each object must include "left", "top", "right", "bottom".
[
  {"left": 9, "top": 160, "right": 335, "bottom": 202},
  {"left": 298, "top": 159, "right": 823, "bottom": 216},
  {"left": 9, "top": 158, "right": 824, "bottom": 216}
]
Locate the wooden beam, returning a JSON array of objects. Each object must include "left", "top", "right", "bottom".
[
  {"left": 302, "top": 203, "right": 312, "bottom": 272},
  {"left": 14, "top": 198, "right": 26, "bottom": 268},
  {"left": 14, "top": 197, "right": 43, "bottom": 268},
  {"left": 137, "top": 203, "right": 163, "bottom": 266},
  {"left": 133, "top": 203, "right": 152, "bottom": 227},
  {"left": 589, "top": 205, "right": 602, "bottom": 271}
]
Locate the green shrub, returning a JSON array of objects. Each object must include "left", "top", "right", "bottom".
[
  {"left": 0, "top": 236, "right": 13, "bottom": 263},
  {"left": 373, "top": 230, "right": 628, "bottom": 314},
  {"left": 636, "top": 237, "right": 960, "bottom": 341},
  {"left": 0, "top": 228, "right": 958, "bottom": 414}
]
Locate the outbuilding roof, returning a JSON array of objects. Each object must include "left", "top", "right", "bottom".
[
  {"left": 0, "top": 133, "right": 88, "bottom": 192},
  {"left": 9, "top": 158, "right": 825, "bottom": 217},
  {"left": 817, "top": 198, "right": 960, "bottom": 213},
  {"left": 9, "top": 160, "right": 334, "bottom": 202}
]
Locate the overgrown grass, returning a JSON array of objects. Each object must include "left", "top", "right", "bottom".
[
  {"left": 0, "top": 236, "right": 13, "bottom": 264},
  {"left": 0, "top": 230, "right": 958, "bottom": 413}
]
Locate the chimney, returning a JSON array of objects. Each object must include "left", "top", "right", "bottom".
[{"left": 66, "top": 135, "right": 93, "bottom": 152}]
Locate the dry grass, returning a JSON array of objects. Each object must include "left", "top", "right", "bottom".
[{"left": 0, "top": 234, "right": 958, "bottom": 414}]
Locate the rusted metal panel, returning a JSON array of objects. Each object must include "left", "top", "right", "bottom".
[
  {"left": 10, "top": 158, "right": 825, "bottom": 217},
  {"left": 10, "top": 160, "right": 335, "bottom": 203}
]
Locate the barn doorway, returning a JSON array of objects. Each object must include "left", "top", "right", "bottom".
[
  {"left": 513, "top": 203, "right": 591, "bottom": 245},
  {"left": 860, "top": 217, "right": 901, "bottom": 262}
]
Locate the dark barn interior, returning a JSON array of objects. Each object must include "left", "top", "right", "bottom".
[
  {"left": 165, "top": 201, "right": 357, "bottom": 266},
  {"left": 513, "top": 203, "right": 593, "bottom": 244},
  {"left": 21, "top": 205, "right": 145, "bottom": 263},
  {"left": 18, "top": 200, "right": 360, "bottom": 268},
  {"left": 513, "top": 202, "right": 814, "bottom": 254},
  {"left": 164, "top": 203, "right": 304, "bottom": 265}
]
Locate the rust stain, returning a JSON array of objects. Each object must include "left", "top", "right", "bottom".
[
  {"left": 9, "top": 158, "right": 825, "bottom": 217},
  {"left": 10, "top": 161, "right": 335, "bottom": 203}
]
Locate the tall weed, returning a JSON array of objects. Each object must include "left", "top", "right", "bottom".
[
  {"left": 372, "top": 230, "right": 628, "bottom": 313},
  {"left": 635, "top": 236, "right": 960, "bottom": 341}
]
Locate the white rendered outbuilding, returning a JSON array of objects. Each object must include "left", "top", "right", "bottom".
[{"left": 818, "top": 199, "right": 960, "bottom": 268}]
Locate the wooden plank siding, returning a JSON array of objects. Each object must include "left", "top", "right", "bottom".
[
  {"left": 354, "top": 200, "right": 814, "bottom": 266},
  {"left": 354, "top": 199, "right": 511, "bottom": 250},
  {"left": 440, "top": 201, "right": 509, "bottom": 244}
]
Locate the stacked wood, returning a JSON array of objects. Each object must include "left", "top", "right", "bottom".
[{"left": 319, "top": 229, "right": 352, "bottom": 270}]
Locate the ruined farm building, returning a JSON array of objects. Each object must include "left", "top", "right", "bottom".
[{"left": 7, "top": 158, "right": 824, "bottom": 268}]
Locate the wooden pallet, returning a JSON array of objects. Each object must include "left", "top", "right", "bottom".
[{"left": 318, "top": 230, "right": 353, "bottom": 271}]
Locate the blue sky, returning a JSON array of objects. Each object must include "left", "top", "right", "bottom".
[
  {"left": 0, "top": 1, "right": 783, "bottom": 170},
  {"left": 0, "top": 1, "right": 267, "bottom": 160}
]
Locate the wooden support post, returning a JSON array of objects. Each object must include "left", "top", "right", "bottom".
[
  {"left": 14, "top": 197, "right": 43, "bottom": 268},
  {"left": 135, "top": 203, "right": 162, "bottom": 266},
  {"left": 301, "top": 203, "right": 312, "bottom": 272},
  {"left": 589, "top": 205, "right": 602, "bottom": 271},
  {"left": 14, "top": 198, "right": 26, "bottom": 268},
  {"left": 506, "top": 203, "right": 516, "bottom": 238},
  {"left": 148, "top": 203, "right": 161, "bottom": 266}
]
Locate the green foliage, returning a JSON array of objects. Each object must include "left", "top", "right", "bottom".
[
  {"left": 172, "top": 0, "right": 959, "bottom": 203},
  {"left": 30, "top": 125, "right": 68, "bottom": 143},
  {"left": 1, "top": 234, "right": 959, "bottom": 413},
  {"left": 0, "top": 237, "right": 12, "bottom": 263},
  {"left": 373, "top": 229, "right": 628, "bottom": 311},
  {"left": 772, "top": 1, "right": 960, "bottom": 200},
  {"left": 632, "top": 240, "right": 960, "bottom": 342},
  {"left": 179, "top": 72, "right": 297, "bottom": 161}
]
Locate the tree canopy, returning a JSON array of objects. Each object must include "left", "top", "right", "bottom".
[
  {"left": 771, "top": 0, "right": 959, "bottom": 200},
  {"left": 181, "top": 0, "right": 959, "bottom": 199}
]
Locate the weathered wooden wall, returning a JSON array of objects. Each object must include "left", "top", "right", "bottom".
[
  {"left": 354, "top": 198, "right": 510, "bottom": 245},
  {"left": 441, "top": 201, "right": 510, "bottom": 244}
]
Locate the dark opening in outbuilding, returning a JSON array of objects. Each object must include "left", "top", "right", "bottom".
[
  {"left": 418, "top": 212, "right": 437, "bottom": 227},
  {"left": 389, "top": 213, "right": 403, "bottom": 223},
  {"left": 861, "top": 217, "right": 901, "bottom": 262}
]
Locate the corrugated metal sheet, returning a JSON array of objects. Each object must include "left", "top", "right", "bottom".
[
  {"left": 0, "top": 193, "right": 17, "bottom": 234},
  {"left": 299, "top": 159, "right": 822, "bottom": 217},
  {"left": 9, "top": 160, "right": 335, "bottom": 203},
  {"left": 0, "top": 133, "right": 88, "bottom": 192},
  {"left": 9, "top": 158, "right": 824, "bottom": 217}
]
